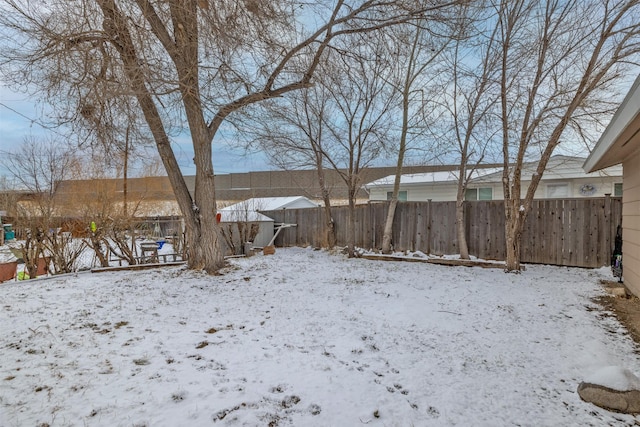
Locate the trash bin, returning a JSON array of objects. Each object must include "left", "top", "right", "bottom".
[{"left": 3, "top": 224, "right": 14, "bottom": 241}]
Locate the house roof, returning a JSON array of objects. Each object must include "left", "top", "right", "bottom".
[
  {"left": 584, "top": 73, "right": 640, "bottom": 172},
  {"left": 364, "top": 168, "right": 502, "bottom": 188},
  {"left": 474, "top": 156, "right": 621, "bottom": 183},
  {"left": 365, "top": 156, "right": 621, "bottom": 189}
]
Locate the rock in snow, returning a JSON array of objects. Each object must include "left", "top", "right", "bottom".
[{"left": 578, "top": 366, "right": 640, "bottom": 413}]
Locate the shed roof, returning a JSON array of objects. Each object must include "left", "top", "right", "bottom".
[
  {"left": 221, "top": 196, "right": 318, "bottom": 211},
  {"left": 218, "top": 210, "right": 274, "bottom": 223}
]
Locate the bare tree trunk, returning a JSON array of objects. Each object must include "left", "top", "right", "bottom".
[
  {"left": 381, "top": 24, "right": 422, "bottom": 254},
  {"left": 99, "top": 0, "right": 224, "bottom": 273},
  {"left": 346, "top": 187, "right": 356, "bottom": 258},
  {"left": 323, "top": 203, "right": 336, "bottom": 248},
  {"left": 123, "top": 125, "right": 129, "bottom": 218},
  {"left": 315, "top": 154, "right": 336, "bottom": 248},
  {"left": 186, "top": 129, "right": 224, "bottom": 272},
  {"left": 456, "top": 198, "right": 469, "bottom": 259},
  {"left": 381, "top": 120, "right": 406, "bottom": 254},
  {"left": 381, "top": 199, "right": 397, "bottom": 254},
  {"left": 504, "top": 204, "right": 524, "bottom": 271}
]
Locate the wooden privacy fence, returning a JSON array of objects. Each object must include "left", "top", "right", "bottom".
[{"left": 262, "top": 196, "right": 622, "bottom": 268}]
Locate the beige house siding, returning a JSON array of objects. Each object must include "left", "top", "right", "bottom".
[
  {"left": 368, "top": 176, "right": 621, "bottom": 202},
  {"left": 368, "top": 183, "right": 459, "bottom": 202},
  {"left": 623, "top": 151, "right": 640, "bottom": 295}
]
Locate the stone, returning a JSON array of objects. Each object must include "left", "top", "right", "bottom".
[{"left": 578, "top": 366, "right": 640, "bottom": 413}]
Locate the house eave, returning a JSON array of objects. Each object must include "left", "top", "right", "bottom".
[{"left": 584, "top": 73, "right": 640, "bottom": 173}]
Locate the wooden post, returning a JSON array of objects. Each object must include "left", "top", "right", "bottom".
[
  {"left": 605, "top": 193, "right": 612, "bottom": 266},
  {"left": 427, "top": 199, "right": 432, "bottom": 255}
]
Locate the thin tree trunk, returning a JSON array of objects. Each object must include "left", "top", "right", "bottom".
[
  {"left": 323, "top": 203, "right": 336, "bottom": 248},
  {"left": 123, "top": 125, "right": 129, "bottom": 218},
  {"left": 346, "top": 190, "right": 356, "bottom": 258},
  {"left": 381, "top": 198, "right": 397, "bottom": 254},
  {"left": 504, "top": 200, "right": 524, "bottom": 271},
  {"left": 315, "top": 156, "right": 336, "bottom": 247},
  {"left": 456, "top": 198, "right": 469, "bottom": 259},
  {"left": 380, "top": 88, "right": 408, "bottom": 254}
]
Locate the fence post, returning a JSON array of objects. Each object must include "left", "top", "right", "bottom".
[
  {"left": 370, "top": 202, "right": 375, "bottom": 249},
  {"left": 605, "top": 193, "right": 612, "bottom": 266},
  {"left": 427, "top": 199, "right": 432, "bottom": 255}
]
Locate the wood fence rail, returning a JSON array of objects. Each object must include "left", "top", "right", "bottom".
[{"left": 262, "top": 196, "right": 622, "bottom": 268}]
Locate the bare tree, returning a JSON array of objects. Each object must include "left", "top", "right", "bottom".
[
  {"left": 488, "top": 0, "right": 640, "bottom": 271},
  {"left": 245, "top": 80, "right": 339, "bottom": 248},
  {"left": 1, "top": 137, "right": 76, "bottom": 218},
  {"left": 0, "top": 0, "right": 455, "bottom": 273},
  {"left": 247, "top": 35, "right": 400, "bottom": 255},
  {"left": 319, "top": 43, "right": 399, "bottom": 257},
  {"left": 45, "top": 229, "right": 87, "bottom": 274},
  {"left": 0, "top": 176, "right": 22, "bottom": 223},
  {"left": 434, "top": 5, "right": 502, "bottom": 260},
  {"left": 255, "top": 36, "right": 398, "bottom": 256},
  {"left": 0, "top": 137, "right": 78, "bottom": 277},
  {"left": 380, "top": 20, "right": 452, "bottom": 254}
]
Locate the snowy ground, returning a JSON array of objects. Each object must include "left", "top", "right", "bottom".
[{"left": 0, "top": 247, "right": 639, "bottom": 426}]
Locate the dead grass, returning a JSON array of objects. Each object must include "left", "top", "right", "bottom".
[{"left": 596, "top": 280, "right": 640, "bottom": 348}]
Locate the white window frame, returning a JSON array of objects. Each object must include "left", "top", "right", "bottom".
[
  {"left": 465, "top": 187, "right": 492, "bottom": 201},
  {"left": 546, "top": 183, "right": 569, "bottom": 198},
  {"left": 614, "top": 183, "right": 623, "bottom": 197},
  {"left": 386, "top": 191, "right": 407, "bottom": 201}
]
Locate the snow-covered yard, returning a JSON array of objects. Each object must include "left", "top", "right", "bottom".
[{"left": 0, "top": 247, "right": 638, "bottom": 426}]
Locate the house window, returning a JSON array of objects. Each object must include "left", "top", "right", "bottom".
[
  {"left": 465, "top": 187, "right": 492, "bottom": 201},
  {"left": 546, "top": 183, "right": 569, "bottom": 198},
  {"left": 387, "top": 191, "right": 407, "bottom": 201},
  {"left": 614, "top": 183, "right": 623, "bottom": 197}
]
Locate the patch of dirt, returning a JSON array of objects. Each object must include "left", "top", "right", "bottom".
[{"left": 596, "top": 280, "right": 640, "bottom": 346}]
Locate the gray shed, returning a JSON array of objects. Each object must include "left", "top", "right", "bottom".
[{"left": 218, "top": 209, "right": 275, "bottom": 255}]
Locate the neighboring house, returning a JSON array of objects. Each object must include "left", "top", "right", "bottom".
[
  {"left": 584, "top": 73, "right": 640, "bottom": 297},
  {"left": 365, "top": 156, "right": 622, "bottom": 202}
]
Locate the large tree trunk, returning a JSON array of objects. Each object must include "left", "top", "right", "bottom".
[
  {"left": 99, "top": 0, "right": 224, "bottom": 273},
  {"left": 187, "top": 126, "right": 225, "bottom": 272}
]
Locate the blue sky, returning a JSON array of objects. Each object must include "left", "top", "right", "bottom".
[{"left": 0, "top": 83, "right": 273, "bottom": 178}]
